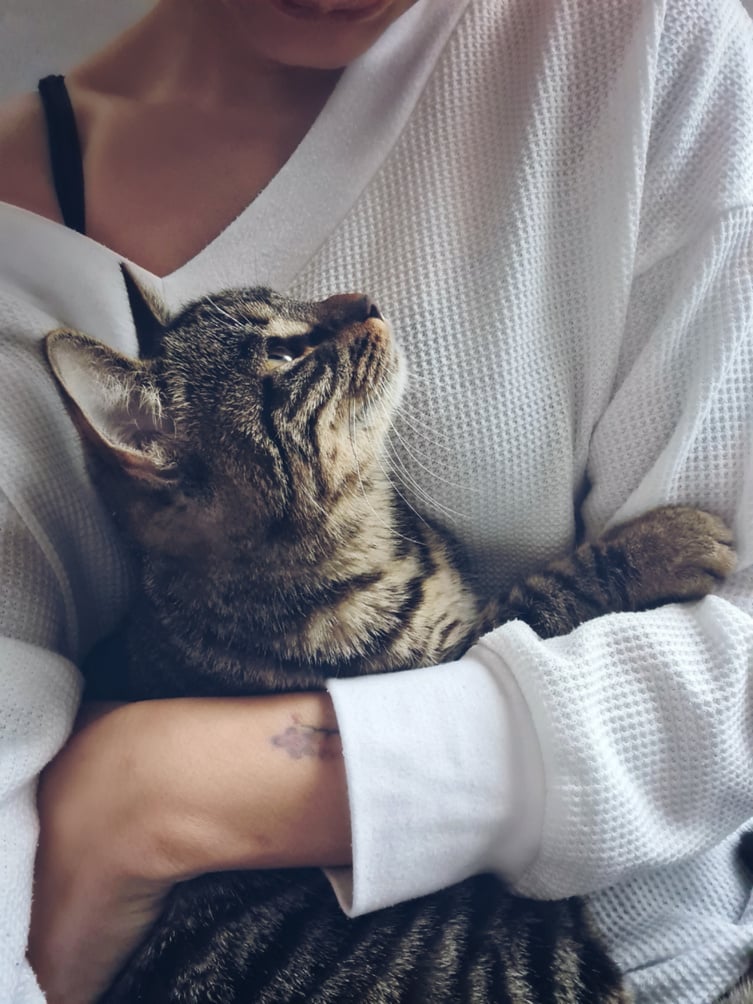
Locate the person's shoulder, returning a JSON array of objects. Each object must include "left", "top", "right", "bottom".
[{"left": 0, "top": 90, "right": 61, "bottom": 223}]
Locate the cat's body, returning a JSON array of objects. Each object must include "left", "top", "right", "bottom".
[{"left": 46, "top": 270, "right": 736, "bottom": 1004}]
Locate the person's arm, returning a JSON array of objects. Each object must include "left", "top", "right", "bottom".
[
  {"left": 28, "top": 693, "right": 351, "bottom": 1004},
  {"left": 0, "top": 634, "right": 81, "bottom": 1004},
  {"left": 0, "top": 315, "right": 114, "bottom": 1004},
  {"left": 0, "top": 267, "right": 156, "bottom": 1001}
]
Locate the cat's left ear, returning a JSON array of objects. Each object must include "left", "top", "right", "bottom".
[{"left": 45, "top": 329, "right": 177, "bottom": 487}]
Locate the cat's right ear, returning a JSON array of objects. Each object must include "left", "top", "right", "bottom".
[
  {"left": 120, "top": 263, "right": 168, "bottom": 359},
  {"left": 45, "top": 329, "right": 177, "bottom": 487}
]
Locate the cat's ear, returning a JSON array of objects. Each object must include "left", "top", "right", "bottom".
[
  {"left": 45, "top": 329, "right": 177, "bottom": 487},
  {"left": 120, "top": 263, "right": 168, "bottom": 359}
]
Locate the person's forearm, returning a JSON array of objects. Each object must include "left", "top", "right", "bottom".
[
  {"left": 29, "top": 693, "right": 351, "bottom": 1002},
  {"left": 128, "top": 692, "right": 352, "bottom": 881}
]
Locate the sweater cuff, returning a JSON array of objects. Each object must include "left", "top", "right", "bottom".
[{"left": 324, "top": 645, "right": 543, "bottom": 917}]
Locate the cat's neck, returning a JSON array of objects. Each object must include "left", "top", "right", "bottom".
[
  {"left": 141, "top": 468, "right": 407, "bottom": 601},
  {"left": 125, "top": 463, "right": 483, "bottom": 691}
]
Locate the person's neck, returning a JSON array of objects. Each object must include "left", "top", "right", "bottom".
[
  {"left": 70, "top": 0, "right": 342, "bottom": 119},
  {"left": 59, "top": 0, "right": 345, "bottom": 277}
]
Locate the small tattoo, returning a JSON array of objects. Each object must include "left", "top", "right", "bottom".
[{"left": 270, "top": 713, "right": 342, "bottom": 760}]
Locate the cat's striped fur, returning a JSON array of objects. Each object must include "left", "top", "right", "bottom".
[{"left": 46, "top": 269, "right": 736, "bottom": 1004}]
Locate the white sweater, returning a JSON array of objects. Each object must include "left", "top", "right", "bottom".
[{"left": 1, "top": 0, "right": 753, "bottom": 1000}]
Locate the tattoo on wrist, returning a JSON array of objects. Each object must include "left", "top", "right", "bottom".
[{"left": 270, "top": 713, "right": 342, "bottom": 761}]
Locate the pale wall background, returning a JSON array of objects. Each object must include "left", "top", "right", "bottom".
[
  {"left": 1, "top": 0, "right": 752, "bottom": 98},
  {"left": 0, "top": 0, "right": 151, "bottom": 98}
]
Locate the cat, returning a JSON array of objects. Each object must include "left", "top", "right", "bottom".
[{"left": 45, "top": 266, "right": 736, "bottom": 1004}]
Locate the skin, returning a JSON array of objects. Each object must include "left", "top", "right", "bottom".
[
  {"left": 0, "top": 0, "right": 416, "bottom": 276},
  {"left": 28, "top": 695, "right": 351, "bottom": 1003},
  {"left": 0, "top": 0, "right": 417, "bottom": 999}
]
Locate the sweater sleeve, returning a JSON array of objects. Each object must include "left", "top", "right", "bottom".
[
  {"left": 0, "top": 300, "right": 129, "bottom": 1001},
  {"left": 0, "top": 636, "right": 81, "bottom": 1004},
  {"left": 0, "top": 490, "right": 84, "bottom": 1002},
  {"left": 326, "top": 0, "right": 753, "bottom": 915}
]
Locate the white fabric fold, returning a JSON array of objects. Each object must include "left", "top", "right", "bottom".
[{"left": 0, "top": 639, "right": 82, "bottom": 1004}]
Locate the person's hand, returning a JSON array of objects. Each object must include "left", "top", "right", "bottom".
[
  {"left": 28, "top": 692, "right": 351, "bottom": 1004},
  {"left": 27, "top": 701, "right": 174, "bottom": 1003}
]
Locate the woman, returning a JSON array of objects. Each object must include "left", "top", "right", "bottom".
[{"left": 1, "top": 0, "right": 752, "bottom": 1001}]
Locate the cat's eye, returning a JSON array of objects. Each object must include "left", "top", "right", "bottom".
[
  {"left": 268, "top": 349, "right": 295, "bottom": 363},
  {"left": 266, "top": 337, "right": 307, "bottom": 366}
]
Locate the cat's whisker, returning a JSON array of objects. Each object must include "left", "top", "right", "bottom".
[
  {"left": 376, "top": 423, "right": 476, "bottom": 522},
  {"left": 353, "top": 383, "right": 471, "bottom": 523},
  {"left": 366, "top": 374, "right": 462, "bottom": 456},
  {"left": 380, "top": 448, "right": 473, "bottom": 522},
  {"left": 348, "top": 401, "right": 424, "bottom": 545},
  {"left": 296, "top": 478, "right": 331, "bottom": 519},
  {"left": 205, "top": 296, "right": 246, "bottom": 327},
  {"left": 386, "top": 425, "right": 482, "bottom": 497},
  {"left": 385, "top": 391, "right": 461, "bottom": 448},
  {"left": 389, "top": 393, "right": 459, "bottom": 446},
  {"left": 368, "top": 395, "right": 481, "bottom": 500},
  {"left": 360, "top": 428, "right": 441, "bottom": 529},
  {"left": 394, "top": 364, "right": 435, "bottom": 387},
  {"left": 373, "top": 452, "right": 435, "bottom": 528},
  {"left": 392, "top": 410, "right": 458, "bottom": 452}
]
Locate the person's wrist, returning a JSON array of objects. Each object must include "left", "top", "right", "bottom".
[
  {"left": 124, "top": 693, "right": 351, "bottom": 879},
  {"left": 65, "top": 700, "right": 207, "bottom": 887},
  {"left": 29, "top": 702, "right": 176, "bottom": 1001},
  {"left": 102, "top": 699, "right": 216, "bottom": 884},
  {"left": 76, "top": 692, "right": 351, "bottom": 888}
]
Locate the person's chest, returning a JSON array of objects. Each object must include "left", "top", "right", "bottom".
[{"left": 72, "top": 88, "right": 335, "bottom": 278}]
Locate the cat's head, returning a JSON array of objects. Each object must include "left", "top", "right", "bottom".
[{"left": 45, "top": 267, "right": 403, "bottom": 560}]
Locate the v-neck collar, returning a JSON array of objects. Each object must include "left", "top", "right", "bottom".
[
  {"left": 159, "top": 0, "right": 470, "bottom": 302},
  {"left": 1, "top": 0, "right": 470, "bottom": 327}
]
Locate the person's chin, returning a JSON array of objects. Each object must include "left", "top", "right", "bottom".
[
  {"left": 267, "top": 0, "right": 396, "bottom": 23},
  {"left": 239, "top": 0, "right": 418, "bottom": 70}
]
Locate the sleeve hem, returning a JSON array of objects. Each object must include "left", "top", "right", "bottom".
[{"left": 325, "top": 647, "right": 543, "bottom": 916}]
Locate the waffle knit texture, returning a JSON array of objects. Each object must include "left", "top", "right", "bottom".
[{"left": 1, "top": 0, "right": 752, "bottom": 1000}]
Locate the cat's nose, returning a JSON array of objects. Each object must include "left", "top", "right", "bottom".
[{"left": 319, "top": 293, "right": 383, "bottom": 325}]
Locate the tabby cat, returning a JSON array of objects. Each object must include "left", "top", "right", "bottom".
[{"left": 45, "top": 268, "right": 736, "bottom": 1004}]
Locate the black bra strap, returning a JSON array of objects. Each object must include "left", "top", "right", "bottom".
[{"left": 38, "top": 74, "right": 86, "bottom": 235}]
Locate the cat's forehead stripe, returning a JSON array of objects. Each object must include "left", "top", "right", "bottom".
[{"left": 265, "top": 318, "right": 313, "bottom": 338}]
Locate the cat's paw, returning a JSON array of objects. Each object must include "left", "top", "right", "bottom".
[{"left": 605, "top": 505, "right": 736, "bottom": 606}]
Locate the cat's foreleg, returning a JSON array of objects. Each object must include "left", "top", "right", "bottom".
[{"left": 496, "top": 505, "right": 735, "bottom": 639}]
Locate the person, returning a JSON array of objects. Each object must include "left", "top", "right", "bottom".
[{"left": 0, "top": 0, "right": 752, "bottom": 1000}]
